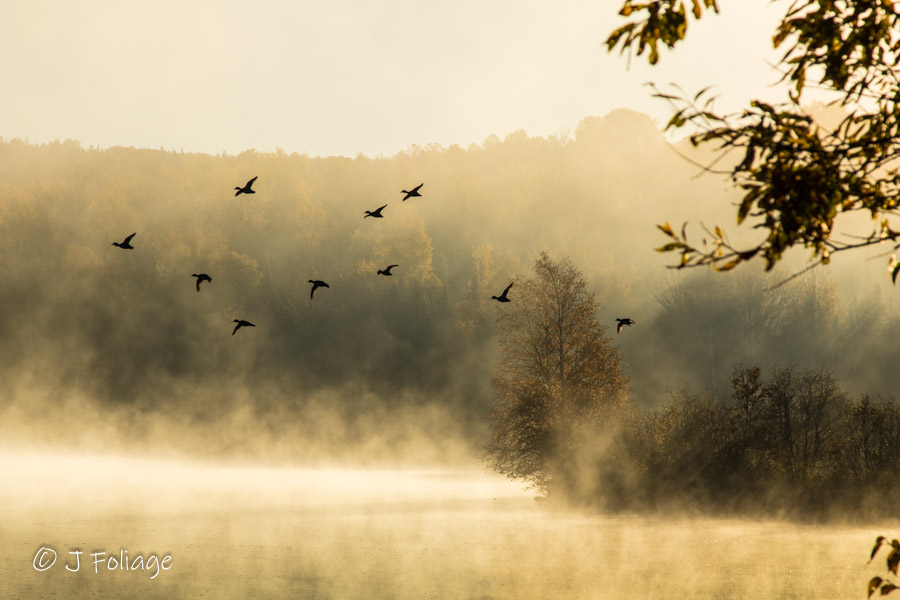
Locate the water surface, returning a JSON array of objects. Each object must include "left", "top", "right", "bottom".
[{"left": 0, "top": 453, "right": 887, "bottom": 598}]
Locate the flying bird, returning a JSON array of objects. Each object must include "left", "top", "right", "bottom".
[
  {"left": 192, "top": 273, "right": 212, "bottom": 292},
  {"left": 112, "top": 233, "right": 136, "bottom": 249},
  {"left": 615, "top": 318, "right": 635, "bottom": 334},
  {"left": 234, "top": 176, "right": 258, "bottom": 196},
  {"left": 377, "top": 264, "right": 398, "bottom": 276},
  {"left": 364, "top": 204, "right": 387, "bottom": 218},
  {"left": 492, "top": 283, "right": 513, "bottom": 303},
  {"left": 401, "top": 183, "right": 423, "bottom": 201},
  {"left": 232, "top": 319, "right": 255, "bottom": 335},
  {"left": 308, "top": 279, "right": 329, "bottom": 299}
]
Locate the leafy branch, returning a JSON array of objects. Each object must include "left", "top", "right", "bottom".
[{"left": 608, "top": 0, "right": 900, "bottom": 283}]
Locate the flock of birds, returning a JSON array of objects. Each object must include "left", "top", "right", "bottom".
[{"left": 111, "top": 176, "right": 635, "bottom": 336}]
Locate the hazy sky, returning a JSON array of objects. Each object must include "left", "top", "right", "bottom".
[{"left": 2, "top": 0, "right": 789, "bottom": 157}]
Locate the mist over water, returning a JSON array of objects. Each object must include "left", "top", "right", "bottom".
[{"left": 1, "top": 453, "right": 887, "bottom": 599}]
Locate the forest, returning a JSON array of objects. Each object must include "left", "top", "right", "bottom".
[
  {"left": 1, "top": 108, "right": 898, "bottom": 514},
  {"left": 567, "top": 363, "right": 900, "bottom": 519}
]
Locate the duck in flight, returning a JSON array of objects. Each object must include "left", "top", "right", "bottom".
[
  {"left": 192, "top": 273, "right": 212, "bottom": 292},
  {"left": 401, "top": 183, "right": 423, "bottom": 201},
  {"left": 112, "top": 233, "right": 136, "bottom": 249},
  {"left": 377, "top": 264, "right": 398, "bottom": 276},
  {"left": 232, "top": 319, "right": 255, "bottom": 335},
  {"left": 234, "top": 176, "right": 258, "bottom": 196},
  {"left": 492, "top": 283, "right": 513, "bottom": 303},
  {"left": 364, "top": 204, "right": 387, "bottom": 218},
  {"left": 309, "top": 279, "right": 329, "bottom": 299},
  {"left": 615, "top": 318, "right": 635, "bottom": 334}
]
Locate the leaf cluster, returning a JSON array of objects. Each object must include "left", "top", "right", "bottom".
[
  {"left": 609, "top": 0, "right": 900, "bottom": 280},
  {"left": 869, "top": 536, "right": 900, "bottom": 598},
  {"left": 606, "top": 0, "right": 719, "bottom": 65}
]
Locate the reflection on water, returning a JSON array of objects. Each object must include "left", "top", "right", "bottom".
[{"left": 0, "top": 453, "right": 888, "bottom": 599}]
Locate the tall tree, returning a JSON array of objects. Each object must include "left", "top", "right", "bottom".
[
  {"left": 607, "top": 1, "right": 900, "bottom": 282},
  {"left": 483, "top": 252, "right": 628, "bottom": 494}
]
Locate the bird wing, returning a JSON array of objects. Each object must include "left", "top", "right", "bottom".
[
  {"left": 246, "top": 176, "right": 258, "bottom": 188},
  {"left": 412, "top": 183, "right": 423, "bottom": 193},
  {"left": 124, "top": 233, "right": 136, "bottom": 243},
  {"left": 196, "top": 278, "right": 201, "bottom": 292},
  {"left": 503, "top": 282, "right": 513, "bottom": 296},
  {"left": 387, "top": 264, "right": 398, "bottom": 270},
  {"left": 232, "top": 323, "right": 241, "bottom": 335},
  {"left": 310, "top": 284, "right": 317, "bottom": 299},
  {"left": 617, "top": 322, "right": 624, "bottom": 334},
  {"left": 376, "top": 204, "right": 387, "bottom": 213}
]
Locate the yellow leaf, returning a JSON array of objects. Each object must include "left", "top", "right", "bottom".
[
  {"left": 715, "top": 257, "right": 741, "bottom": 272},
  {"left": 658, "top": 222, "right": 676, "bottom": 237},
  {"left": 872, "top": 537, "right": 886, "bottom": 562},
  {"left": 691, "top": 0, "right": 702, "bottom": 18}
]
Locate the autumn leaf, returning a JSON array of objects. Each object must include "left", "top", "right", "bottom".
[
  {"left": 714, "top": 257, "right": 741, "bottom": 272},
  {"left": 656, "top": 242, "right": 684, "bottom": 253},
  {"left": 658, "top": 222, "right": 676, "bottom": 237},
  {"left": 873, "top": 537, "right": 887, "bottom": 562},
  {"left": 871, "top": 577, "right": 885, "bottom": 598}
]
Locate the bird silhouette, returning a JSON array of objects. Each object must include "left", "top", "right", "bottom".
[
  {"left": 364, "top": 204, "right": 387, "bottom": 218},
  {"left": 492, "top": 283, "right": 513, "bottom": 302},
  {"left": 309, "top": 279, "right": 329, "bottom": 299},
  {"left": 234, "top": 176, "right": 258, "bottom": 196},
  {"left": 192, "top": 273, "right": 212, "bottom": 292},
  {"left": 401, "top": 183, "right": 423, "bottom": 201},
  {"left": 232, "top": 319, "right": 255, "bottom": 335},
  {"left": 112, "top": 233, "right": 136, "bottom": 249},
  {"left": 377, "top": 264, "right": 398, "bottom": 276},
  {"left": 615, "top": 318, "right": 635, "bottom": 334}
]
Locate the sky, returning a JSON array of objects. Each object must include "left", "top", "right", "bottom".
[{"left": 1, "top": 0, "right": 790, "bottom": 157}]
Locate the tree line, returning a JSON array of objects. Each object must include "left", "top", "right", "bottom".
[
  {"left": 486, "top": 253, "right": 900, "bottom": 519},
  {"left": 2, "top": 127, "right": 900, "bottom": 465},
  {"left": 596, "top": 364, "right": 900, "bottom": 517}
]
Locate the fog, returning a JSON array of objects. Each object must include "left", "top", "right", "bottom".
[
  {"left": 1, "top": 453, "right": 887, "bottom": 599},
  {"left": 1, "top": 109, "right": 898, "bottom": 457},
  {"left": 2, "top": 108, "right": 899, "bottom": 596}
]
